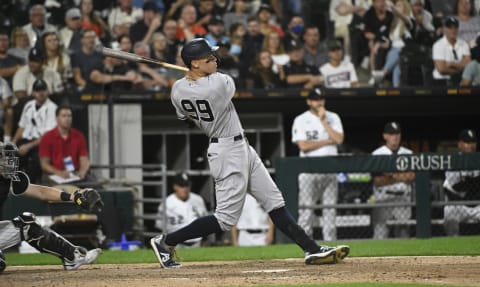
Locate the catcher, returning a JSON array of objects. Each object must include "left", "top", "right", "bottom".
[{"left": 0, "top": 142, "right": 104, "bottom": 273}]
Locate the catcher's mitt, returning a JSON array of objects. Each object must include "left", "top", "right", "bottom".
[{"left": 73, "top": 188, "right": 104, "bottom": 212}]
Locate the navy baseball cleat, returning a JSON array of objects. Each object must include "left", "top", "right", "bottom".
[
  {"left": 150, "top": 234, "right": 181, "bottom": 269},
  {"left": 304, "top": 246, "right": 337, "bottom": 265},
  {"left": 63, "top": 247, "right": 102, "bottom": 271}
]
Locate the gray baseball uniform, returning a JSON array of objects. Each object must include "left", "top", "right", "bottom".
[{"left": 171, "top": 73, "right": 285, "bottom": 230}]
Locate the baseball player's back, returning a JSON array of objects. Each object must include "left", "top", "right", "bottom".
[
  {"left": 150, "top": 38, "right": 350, "bottom": 269},
  {"left": 171, "top": 73, "right": 243, "bottom": 138}
]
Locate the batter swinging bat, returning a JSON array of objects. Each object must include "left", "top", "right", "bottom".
[{"left": 101, "top": 47, "right": 189, "bottom": 72}]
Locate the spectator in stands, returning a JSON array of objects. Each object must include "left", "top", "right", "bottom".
[
  {"left": 22, "top": 5, "right": 56, "bottom": 48},
  {"left": 59, "top": 8, "right": 84, "bottom": 55},
  {"left": 0, "top": 76, "right": 13, "bottom": 135},
  {"left": 283, "top": 39, "right": 324, "bottom": 89},
  {"left": 231, "top": 193, "right": 275, "bottom": 246},
  {"left": 461, "top": 37, "right": 480, "bottom": 85},
  {"left": 204, "top": 16, "right": 229, "bottom": 47},
  {"left": 132, "top": 42, "right": 170, "bottom": 90},
  {"left": 8, "top": 28, "right": 30, "bottom": 63},
  {"left": 89, "top": 52, "right": 142, "bottom": 93},
  {"left": 40, "top": 31, "right": 73, "bottom": 85},
  {"left": 12, "top": 79, "right": 58, "bottom": 183},
  {"left": 370, "top": 0, "right": 415, "bottom": 87},
  {"left": 256, "top": 4, "right": 284, "bottom": 37},
  {"left": 320, "top": 39, "right": 359, "bottom": 88},
  {"left": 363, "top": 0, "right": 394, "bottom": 73},
  {"left": 0, "top": 30, "right": 24, "bottom": 86},
  {"left": 71, "top": 29, "right": 103, "bottom": 92},
  {"left": 162, "top": 19, "right": 180, "bottom": 64},
  {"left": 432, "top": 17, "right": 471, "bottom": 86},
  {"left": 39, "top": 105, "right": 91, "bottom": 183},
  {"left": 223, "top": 0, "right": 249, "bottom": 31},
  {"left": 239, "top": 17, "right": 264, "bottom": 80},
  {"left": 292, "top": 87, "right": 344, "bottom": 241},
  {"left": 371, "top": 122, "right": 415, "bottom": 240},
  {"left": 283, "top": 15, "right": 305, "bottom": 48},
  {"left": 80, "top": 0, "right": 110, "bottom": 43},
  {"left": 228, "top": 22, "right": 246, "bottom": 61},
  {"left": 262, "top": 31, "right": 289, "bottom": 72},
  {"left": 108, "top": 0, "right": 143, "bottom": 39},
  {"left": 443, "top": 128, "right": 480, "bottom": 236},
  {"left": 454, "top": 0, "right": 480, "bottom": 46},
  {"left": 411, "top": 0, "right": 435, "bottom": 36},
  {"left": 302, "top": 25, "right": 328, "bottom": 69},
  {"left": 246, "top": 50, "right": 285, "bottom": 89},
  {"left": 329, "top": 0, "right": 372, "bottom": 63},
  {"left": 150, "top": 32, "right": 168, "bottom": 61},
  {"left": 176, "top": 3, "right": 207, "bottom": 42},
  {"left": 118, "top": 34, "right": 133, "bottom": 52},
  {"left": 195, "top": 0, "right": 216, "bottom": 30},
  {"left": 155, "top": 171, "right": 208, "bottom": 248},
  {"left": 129, "top": 1, "right": 163, "bottom": 45}
]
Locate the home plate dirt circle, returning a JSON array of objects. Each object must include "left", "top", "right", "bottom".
[{"left": 2, "top": 256, "right": 479, "bottom": 287}]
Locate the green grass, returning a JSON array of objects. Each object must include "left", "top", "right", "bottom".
[
  {"left": 248, "top": 284, "right": 470, "bottom": 287},
  {"left": 4, "top": 236, "right": 480, "bottom": 266}
]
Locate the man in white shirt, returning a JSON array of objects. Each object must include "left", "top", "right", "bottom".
[
  {"left": 22, "top": 5, "right": 56, "bottom": 49},
  {"left": 371, "top": 122, "right": 415, "bottom": 239},
  {"left": 291, "top": 87, "right": 344, "bottom": 241},
  {"left": 12, "top": 79, "right": 57, "bottom": 183},
  {"left": 320, "top": 40, "right": 358, "bottom": 88},
  {"left": 155, "top": 172, "right": 208, "bottom": 248},
  {"left": 432, "top": 17, "right": 471, "bottom": 86}
]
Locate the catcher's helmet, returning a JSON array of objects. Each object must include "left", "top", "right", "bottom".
[{"left": 181, "top": 38, "right": 219, "bottom": 68}]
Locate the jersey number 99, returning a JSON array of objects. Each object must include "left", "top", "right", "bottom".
[{"left": 181, "top": 99, "right": 215, "bottom": 122}]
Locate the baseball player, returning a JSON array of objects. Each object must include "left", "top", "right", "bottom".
[
  {"left": 371, "top": 122, "right": 415, "bottom": 239},
  {"left": 291, "top": 87, "right": 344, "bottom": 241},
  {"left": 443, "top": 129, "right": 480, "bottom": 236},
  {"left": 231, "top": 193, "right": 275, "bottom": 246},
  {"left": 0, "top": 142, "right": 103, "bottom": 273},
  {"left": 150, "top": 38, "right": 350, "bottom": 269},
  {"left": 155, "top": 171, "right": 207, "bottom": 247}
]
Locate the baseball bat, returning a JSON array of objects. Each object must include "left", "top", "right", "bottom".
[{"left": 101, "top": 47, "right": 189, "bottom": 72}]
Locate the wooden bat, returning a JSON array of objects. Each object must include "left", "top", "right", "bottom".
[{"left": 101, "top": 47, "right": 189, "bottom": 72}]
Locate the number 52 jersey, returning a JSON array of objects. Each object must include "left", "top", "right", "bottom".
[{"left": 171, "top": 73, "right": 244, "bottom": 139}]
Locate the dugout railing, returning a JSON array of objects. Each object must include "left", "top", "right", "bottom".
[{"left": 275, "top": 152, "right": 480, "bottom": 241}]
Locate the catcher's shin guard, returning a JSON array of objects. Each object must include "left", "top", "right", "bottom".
[{"left": 12, "top": 212, "right": 77, "bottom": 261}]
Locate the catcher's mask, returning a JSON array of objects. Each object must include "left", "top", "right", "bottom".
[{"left": 0, "top": 142, "right": 20, "bottom": 181}]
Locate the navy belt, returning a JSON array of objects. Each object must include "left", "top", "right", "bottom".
[{"left": 210, "top": 134, "right": 243, "bottom": 143}]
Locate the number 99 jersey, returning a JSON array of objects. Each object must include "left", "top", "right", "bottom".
[{"left": 171, "top": 73, "right": 244, "bottom": 138}]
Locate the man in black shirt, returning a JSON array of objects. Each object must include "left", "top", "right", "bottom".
[
  {"left": 129, "top": 1, "right": 163, "bottom": 45},
  {"left": 283, "top": 39, "right": 323, "bottom": 89},
  {"left": 0, "top": 30, "right": 23, "bottom": 86}
]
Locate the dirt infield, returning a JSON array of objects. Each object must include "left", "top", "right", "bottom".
[{"left": 2, "top": 256, "right": 479, "bottom": 287}]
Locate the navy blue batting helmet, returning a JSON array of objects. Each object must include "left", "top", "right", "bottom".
[{"left": 181, "top": 38, "right": 219, "bottom": 68}]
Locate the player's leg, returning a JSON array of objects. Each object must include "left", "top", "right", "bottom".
[
  {"left": 247, "top": 146, "right": 348, "bottom": 264},
  {"left": 0, "top": 220, "right": 23, "bottom": 273},
  {"left": 298, "top": 173, "right": 317, "bottom": 238},
  {"left": 321, "top": 174, "right": 338, "bottom": 241},
  {"left": 372, "top": 192, "right": 391, "bottom": 239},
  {"left": 392, "top": 194, "right": 412, "bottom": 238},
  {"left": 12, "top": 212, "right": 101, "bottom": 270},
  {"left": 151, "top": 141, "right": 248, "bottom": 268}
]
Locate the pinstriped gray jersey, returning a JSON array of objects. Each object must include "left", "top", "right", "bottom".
[{"left": 171, "top": 73, "right": 243, "bottom": 138}]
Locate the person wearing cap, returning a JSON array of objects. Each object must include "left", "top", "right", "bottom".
[
  {"left": 155, "top": 172, "right": 208, "bottom": 248},
  {"left": 59, "top": 7, "right": 84, "bottom": 55},
  {"left": 283, "top": 39, "right": 324, "bottom": 89},
  {"left": 12, "top": 79, "right": 58, "bottom": 183},
  {"left": 302, "top": 25, "right": 329, "bottom": 69},
  {"left": 320, "top": 39, "right": 358, "bottom": 88},
  {"left": 108, "top": 0, "right": 144, "bottom": 38},
  {"left": 461, "top": 35, "right": 480, "bottom": 86},
  {"left": 22, "top": 5, "right": 56, "bottom": 49},
  {"left": 443, "top": 129, "right": 480, "bottom": 236},
  {"left": 292, "top": 86, "right": 344, "bottom": 241},
  {"left": 176, "top": 3, "right": 207, "bottom": 42},
  {"left": 129, "top": 1, "right": 163, "bottom": 45},
  {"left": 371, "top": 121, "right": 415, "bottom": 240},
  {"left": 432, "top": 16, "right": 471, "bottom": 86},
  {"left": 204, "top": 16, "right": 229, "bottom": 47},
  {"left": 256, "top": 3, "right": 284, "bottom": 37}
]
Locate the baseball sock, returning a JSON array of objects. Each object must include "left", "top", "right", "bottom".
[
  {"left": 165, "top": 215, "right": 222, "bottom": 246},
  {"left": 269, "top": 207, "right": 319, "bottom": 254}
]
